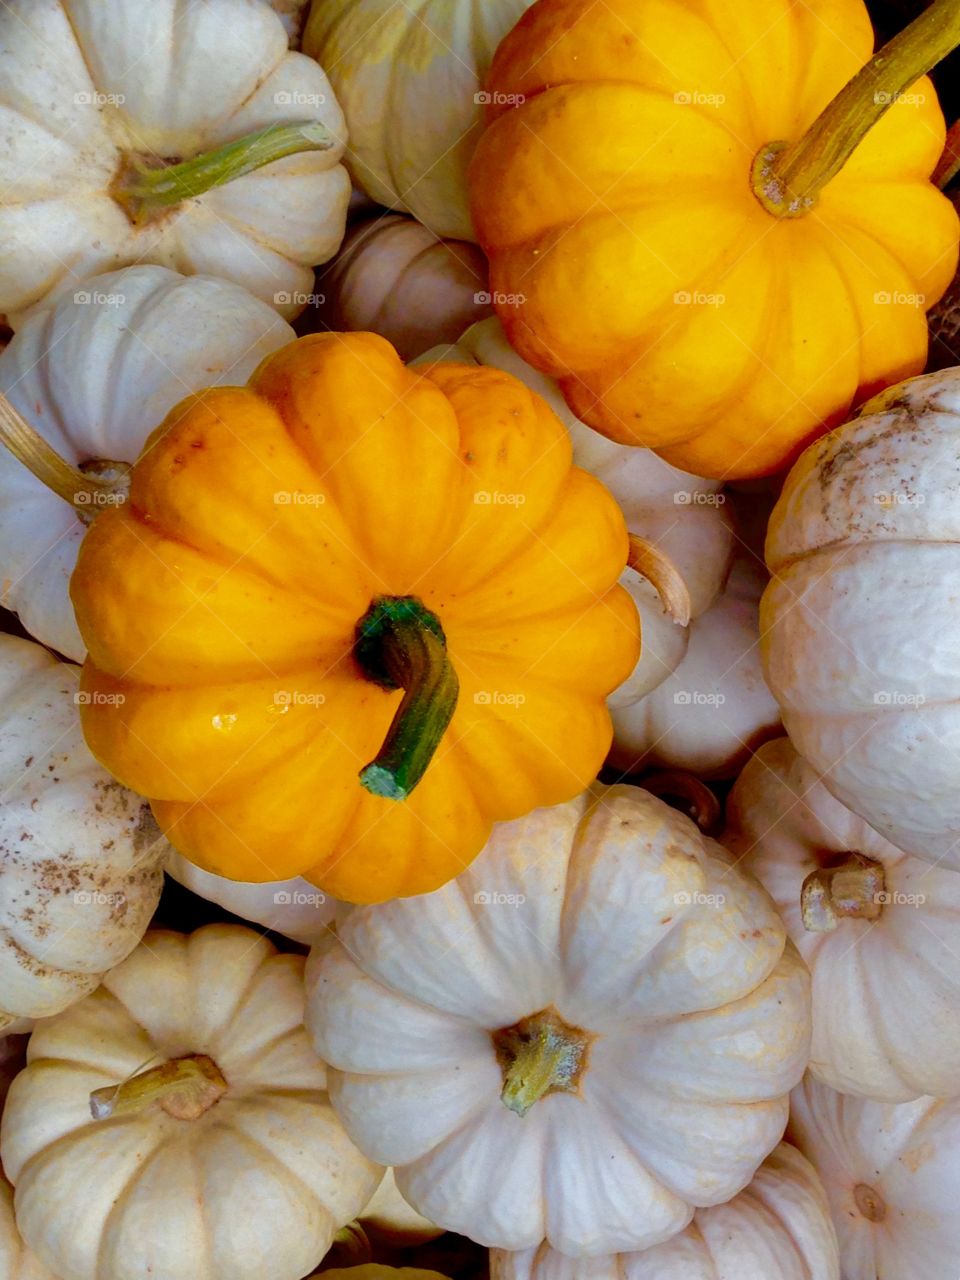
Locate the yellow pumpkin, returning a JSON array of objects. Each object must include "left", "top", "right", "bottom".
[
  {"left": 469, "top": 0, "right": 959, "bottom": 479},
  {"left": 69, "top": 333, "right": 638, "bottom": 904}
]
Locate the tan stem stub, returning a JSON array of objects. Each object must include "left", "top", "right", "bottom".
[
  {"left": 642, "top": 770, "right": 722, "bottom": 834},
  {"left": 801, "top": 854, "right": 886, "bottom": 932},
  {"left": 854, "top": 1182, "right": 887, "bottom": 1222},
  {"left": 493, "top": 1006, "right": 594, "bottom": 1118},
  {"left": 627, "top": 534, "right": 691, "bottom": 626},
  {"left": 90, "top": 1053, "right": 228, "bottom": 1121}
]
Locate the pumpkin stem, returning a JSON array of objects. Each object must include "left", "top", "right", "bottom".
[
  {"left": 800, "top": 853, "right": 886, "bottom": 932},
  {"left": 0, "top": 390, "right": 129, "bottom": 520},
  {"left": 111, "top": 121, "right": 335, "bottom": 225},
  {"left": 627, "top": 534, "right": 691, "bottom": 626},
  {"left": 752, "top": 0, "right": 960, "bottom": 217},
  {"left": 642, "top": 770, "right": 721, "bottom": 834},
  {"left": 355, "top": 596, "right": 459, "bottom": 801},
  {"left": 89, "top": 1053, "right": 228, "bottom": 1121},
  {"left": 493, "top": 1007, "right": 594, "bottom": 1118},
  {"left": 935, "top": 117, "right": 960, "bottom": 188}
]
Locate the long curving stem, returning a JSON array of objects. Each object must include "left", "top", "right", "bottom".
[{"left": 753, "top": 0, "right": 960, "bottom": 217}]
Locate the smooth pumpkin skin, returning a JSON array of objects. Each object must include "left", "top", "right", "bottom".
[
  {"left": 470, "top": 0, "right": 959, "bottom": 479},
  {"left": 70, "top": 332, "right": 638, "bottom": 903}
]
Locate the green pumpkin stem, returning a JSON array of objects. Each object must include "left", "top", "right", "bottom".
[
  {"left": 753, "top": 0, "right": 960, "bottom": 217},
  {"left": 493, "top": 1007, "right": 593, "bottom": 1118},
  {"left": 356, "top": 596, "right": 459, "bottom": 801},
  {"left": 89, "top": 1054, "right": 228, "bottom": 1121},
  {"left": 112, "top": 120, "right": 335, "bottom": 225}
]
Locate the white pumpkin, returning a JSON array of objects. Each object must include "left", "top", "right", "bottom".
[
  {"left": 0, "top": 264, "right": 295, "bottom": 661},
  {"left": 0, "top": 1180, "right": 57, "bottom": 1280},
  {"left": 269, "top": 0, "right": 310, "bottom": 46},
  {"left": 306, "top": 784, "right": 811, "bottom": 1256},
  {"left": 0, "top": 633, "right": 166, "bottom": 1025},
  {"left": 165, "top": 852, "right": 345, "bottom": 947},
  {"left": 490, "top": 1143, "right": 839, "bottom": 1280},
  {"left": 762, "top": 367, "right": 960, "bottom": 867},
  {"left": 359, "top": 1169, "right": 442, "bottom": 1247},
  {"left": 0, "top": 924, "right": 382, "bottom": 1280},
  {"left": 789, "top": 1076, "right": 960, "bottom": 1280},
  {"left": 303, "top": 0, "right": 535, "bottom": 240},
  {"left": 313, "top": 215, "right": 491, "bottom": 360},
  {"left": 0, "top": 0, "right": 349, "bottom": 321},
  {"left": 610, "top": 556, "right": 781, "bottom": 778},
  {"left": 418, "top": 318, "right": 735, "bottom": 706},
  {"left": 726, "top": 737, "right": 960, "bottom": 1102}
]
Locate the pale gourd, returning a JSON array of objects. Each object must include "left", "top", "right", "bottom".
[
  {"left": 789, "top": 1076, "right": 960, "bottom": 1280},
  {"left": 307, "top": 785, "right": 810, "bottom": 1256},
  {"left": 0, "top": 265, "right": 295, "bottom": 661},
  {"left": 490, "top": 1143, "right": 839, "bottom": 1279},
  {"left": 0, "top": 633, "right": 166, "bottom": 1025},
  {"left": 0, "top": 924, "right": 382, "bottom": 1280},
  {"left": 762, "top": 366, "right": 960, "bottom": 866},
  {"left": 726, "top": 737, "right": 960, "bottom": 1101},
  {"left": 303, "top": 0, "right": 535, "bottom": 240},
  {"left": 0, "top": 1180, "right": 57, "bottom": 1280},
  {"left": 0, "top": 0, "right": 349, "bottom": 321}
]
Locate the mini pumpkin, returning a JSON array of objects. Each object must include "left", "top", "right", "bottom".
[
  {"left": 726, "top": 737, "right": 960, "bottom": 1101},
  {"left": 0, "top": 924, "right": 382, "bottom": 1280},
  {"left": 0, "top": 264, "right": 294, "bottom": 660},
  {"left": 306, "top": 784, "right": 811, "bottom": 1255},
  {"left": 0, "top": 633, "right": 166, "bottom": 1025},
  {"left": 0, "top": 0, "right": 349, "bottom": 321},
  {"left": 490, "top": 1143, "right": 839, "bottom": 1279},
  {"left": 470, "top": 0, "right": 959, "bottom": 478},
  {"left": 0, "top": 1180, "right": 56, "bottom": 1280},
  {"left": 303, "top": 0, "right": 535, "bottom": 240},
  {"left": 789, "top": 1076, "right": 960, "bottom": 1280},
  {"left": 68, "top": 332, "right": 639, "bottom": 903},
  {"left": 761, "top": 365, "right": 960, "bottom": 866}
]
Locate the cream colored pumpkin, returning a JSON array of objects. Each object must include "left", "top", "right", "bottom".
[
  {"left": 313, "top": 215, "right": 491, "bottom": 360},
  {"left": 611, "top": 556, "right": 780, "bottom": 778},
  {"left": 303, "top": 0, "right": 535, "bottom": 240},
  {"left": 726, "top": 737, "right": 960, "bottom": 1102},
  {"left": 0, "top": 924, "right": 382, "bottom": 1280},
  {"left": 789, "top": 1077, "right": 960, "bottom": 1280},
  {"left": 490, "top": 1143, "right": 838, "bottom": 1279},
  {"left": 0, "top": 634, "right": 166, "bottom": 1025},
  {"left": 419, "top": 318, "right": 735, "bottom": 707},
  {"left": 360, "top": 1169, "right": 442, "bottom": 1247},
  {"left": 0, "top": 0, "right": 348, "bottom": 321},
  {"left": 762, "top": 367, "right": 960, "bottom": 867},
  {"left": 0, "top": 264, "right": 294, "bottom": 661},
  {"left": 306, "top": 785, "right": 810, "bottom": 1256},
  {"left": 165, "top": 852, "right": 345, "bottom": 947},
  {"left": 0, "top": 1180, "right": 57, "bottom": 1280}
]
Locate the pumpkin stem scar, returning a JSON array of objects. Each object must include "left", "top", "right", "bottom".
[
  {"left": 854, "top": 1182, "right": 887, "bottom": 1222},
  {"left": 751, "top": 0, "right": 960, "bottom": 217},
  {"left": 110, "top": 120, "right": 335, "bottom": 226},
  {"left": 355, "top": 595, "right": 459, "bottom": 802},
  {"left": 800, "top": 852, "right": 886, "bottom": 932},
  {"left": 493, "top": 1007, "right": 594, "bottom": 1118},
  {"left": 89, "top": 1053, "right": 228, "bottom": 1121},
  {"left": 0, "top": 390, "right": 130, "bottom": 521}
]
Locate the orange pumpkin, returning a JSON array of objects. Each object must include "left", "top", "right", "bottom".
[
  {"left": 70, "top": 333, "right": 638, "bottom": 903},
  {"left": 469, "top": 0, "right": 959, "bottom": 479}
]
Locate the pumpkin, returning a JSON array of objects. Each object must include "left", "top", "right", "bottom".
[
  {"left": 0, "top": 924, "right": 382, "bottom": 1280},
  {"left": 0, "top": 0, "right": 349, "bottom": 322},
  {"left": 469, "top": 0, "right": 960, "bottom": 479},
  {"left": 761, "top": 365, "right": 960, "bottom": 867},
  {"left": 417, "top": 318, "right": 735, "bottom": 706},
  {"left": 789, "top": 1076, "right": 960, "bottom": 1280},
  {"left": 68, "top": 332, "right": 638, "bottom": 904},
  {"left": 0, "top": 633, "right": 166, "bottom": 1026},
  {"left": 165, "top": 853, "right": 345, "bottom": 947},
  {"left": 0, "top": 1181, "right": 56, "bottom": 1280},
  {"left": 306, "top": 784, "right": 811, "bottom": 1255},
  {"left": 0, "top": 264, "right": 295, "bottom": 661},
  {"left": 726, "top": 737, "right": 960, "bottom": 1102},
  {"left": 610, "top": 556, "right": 781, "bottom": 779},
  {"left": 489, "top": 1143, "right": 839, "bottom": 1279},
  {"left": 310, "top": 216, "right": 492, "bottom": 360},
  {"left": 269, "top": 0, "right": 310, "bottom": 46},
  {"left": 302, "top": 0, "right": 535, "bottom": 240},
  {"left": 360, "top": 1170, "right": 442, "bottom": 1247}
]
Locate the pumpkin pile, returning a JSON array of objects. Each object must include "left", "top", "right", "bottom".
[{"left": 1, "top": 0, "right": 960, "bottom": 1277}]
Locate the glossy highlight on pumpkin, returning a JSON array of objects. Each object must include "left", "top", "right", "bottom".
[{"left": 70, "top": 332, "right": 639, "bottom": 903}]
